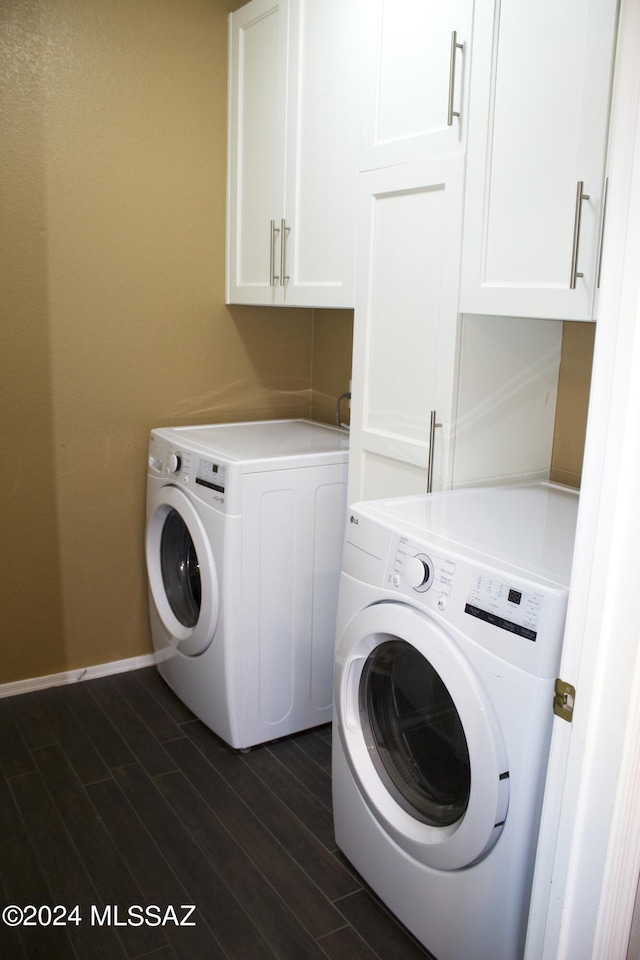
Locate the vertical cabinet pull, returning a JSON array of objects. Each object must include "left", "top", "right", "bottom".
[
  {"left": 280, "top": 218, "right": 290, "bottom": 286},
  {"left": 569, "top": 181, "right": 590, "bottom": 289},
  {"left": 447, "top": 31, "right": 464, "bottom": 126},
  {"left": 270, "top": 219, "right": 290, "bottom": 288},
  {"left": 427, "top": 410, "right": 442, "bottom": 494},
  {"left": 270, "top": 220, "right": 280, "bottom": 287}
]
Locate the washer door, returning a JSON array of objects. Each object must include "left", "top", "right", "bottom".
[
  {"left": 146, "top": 485, "right": 219, "bottom": 656},
  {"left": 336, "top": 601, "right": 509, "bottom": 870}
]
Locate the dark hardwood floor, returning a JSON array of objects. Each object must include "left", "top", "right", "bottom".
[{"left": 0, "top": 667, "right": 433, "bottom": 960}]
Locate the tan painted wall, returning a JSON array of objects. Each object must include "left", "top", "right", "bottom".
[
  {"left": 550, "top": 322, "right": 596, "bottom": 488},
  {"left": 311, "top": 310, "right": 354, "bottom": 426},
  {"left": 0, "top": 0, "right": 343, "bottom": 685},
  {"left": 1, "top": 0, "right": 66, "bottom": 681}
]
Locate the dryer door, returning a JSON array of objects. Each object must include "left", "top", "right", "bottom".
[
  {"left": 336, "top": 601, "right": 510, "bottom": 870},
  {"left": 146, "top": 485, "right": 220, "bottom": 656}
]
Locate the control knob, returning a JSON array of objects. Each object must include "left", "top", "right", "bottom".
[
  {"left": 405, "top": 555, "right": 431, "bottom": 590},
  {"left": 165, "top": 453, "right": 182, "bottom": 475}
]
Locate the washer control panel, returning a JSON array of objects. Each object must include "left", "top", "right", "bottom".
[
  {"left": 148, "top": 433, "right": 230, "bottom": 509},
  {"left": 465, "top": 575, "right": 543, "bottom": 642},
  {"left": 194, "top": 458, "right": 227, "bottom": 496},
  {"left": 384, "top": 534, "right": 545, "bottom": 644},
  {"left": 386, "top": 536, "right": 455, "bottom": 605}
]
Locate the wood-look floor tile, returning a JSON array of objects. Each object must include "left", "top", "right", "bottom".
[
  {"left": 291, "top": 725, "right": 333, "bottom": 770},
  {"left": 86, "top": 776, "right": 225, "bottom": 960},
  {"left": 155, "top": 764, "right": 329, "bottom": 960},
  {"left": 334, "top": 889, "right": 434, "bottom": 960},
  {"left": 9, "top": 770, "right": 126, "bottom": 960},
  {"left": 317, "top": 924, "right": 383, "bottom": 960},
  {"left": 265, "top": 736, "right": 333, "bottom": 810},
  {"left": 113, "top": 762, "right": 276, "bottom": 960},
  {"left": 84, "top": 678, "right": 176, "bottom": 777},
  {"left": 7, "top": 690, "right": 57, "bottom": 751},
  {"left": 0, "top": 668, "right": 437, "bottom": 960},
  {"left": 113, "top": 672, "right": 188, "bottom": 744},
  {"left": 239, "top": 736, "right": 337, "bottom": 852},
  {"left": 0, "top": 770, "right": 77, "bottom": 959},
  {"left": 33, "top": 685, "right": 111, "bottom": 785},
  {"left": 184, "top": 721, "right": 359, "bottom": 902},
  {"left": 0, "top": 700, "right": 35, "bottom": 779},
  {"left": 0, "top": 874, "right": 28, "bottom": 960},
  {"left": 64, "top": 682, "right": 136, "bottom": 770},
  {"left": 164, "top": 733, "right": 344, "bottom": 940},
  {"left": 133, "top": 668, "right": 195, "bottom": 726},
  {"left": 32, "top": 744, "right": 168, "bottom": 958}
]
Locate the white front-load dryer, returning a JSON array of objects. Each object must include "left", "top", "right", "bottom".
[
  {"left": 332, "top": 483, "right": 579, "bottom": 960},
  {"left": 146, "top": 418, "right": 348, "bottom": 750}
]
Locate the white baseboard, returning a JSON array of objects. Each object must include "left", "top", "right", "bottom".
[{"left": 0, "top": 652, "right": 159, "bottom": 700}]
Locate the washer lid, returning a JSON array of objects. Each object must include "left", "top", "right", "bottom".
[{"left": 336, "top": 601, "right": 509, "bottom": 871}]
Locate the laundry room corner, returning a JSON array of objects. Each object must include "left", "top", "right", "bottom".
[
  {"left": 0, "top": 0, "right": 330, "bottom": 689},
  {"left": 310, "top": 309, "right": 354, "bottom": 426}
]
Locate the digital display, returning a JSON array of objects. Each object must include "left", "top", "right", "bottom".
[{"left": 508, "top": 589, "right": 522, "bottom": 605}]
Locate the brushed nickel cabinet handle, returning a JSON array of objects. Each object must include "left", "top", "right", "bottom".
[
  {"left": 570, "top": 181, "right": 590, "bottom": 289},
  {"left": 427, "top": 410, "right": 442, "bottom": 494},
  {"left": 270, "top": 220, "right": 280, "bottom": 287},
  {"left": 447, "top": 31, "right": 464, "bottom": 126},
  {"left": 280, "top": 218, "right": 290, "bottom": 286}
]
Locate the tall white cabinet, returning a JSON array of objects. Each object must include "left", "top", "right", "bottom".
[
  {"left": 348, "top": 0, "right": 474, "bottom": 502},
  {"left": 226, "top": 0, "right": 360, "bottom": 308}
]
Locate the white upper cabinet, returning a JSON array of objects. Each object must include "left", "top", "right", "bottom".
[
  {"left": 226, "top": 0, "right": 360, "bottom": 308},
  {"left": 227, "top": 0, "right": 286, "bottom": 306},
  {"left": 360, "top": 0, "right": 475, "bottom": 171},
  {"left": 459, "top": 0, "right": 618, "bottom": 321}
]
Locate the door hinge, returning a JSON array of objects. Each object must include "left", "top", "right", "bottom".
[{"left": 554, "top": 679, "right": 576, "bottom": 722}]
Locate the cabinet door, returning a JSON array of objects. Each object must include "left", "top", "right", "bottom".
[
  {"left": 348, "top": 157, "right": 465, "bottom": 504},
  {"left": 227, "top": 0, "right": 359, "bottom": 308},
  {"left": 281, "top": 0, "right": 360, "bottom": 307},
  {"left": 227, "top": 0, "right": 288, "bottom": 305},
  {"left": 360, "top": 0, "right": 474, "bottom": 171},
  {"left": 459, "top": 0, "right": 618, "bottom": 321}
]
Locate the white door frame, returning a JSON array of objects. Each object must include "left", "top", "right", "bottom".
[{"left": 525, "top": 2, "right": 640, "bottom": 957}]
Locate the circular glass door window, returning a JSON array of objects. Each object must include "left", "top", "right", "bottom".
[
  {"left": 360, "top": 638, "right": 471, "bottom": 826},
  {"left": 160, "top": 507, "right": 202, "bottom": 628}
]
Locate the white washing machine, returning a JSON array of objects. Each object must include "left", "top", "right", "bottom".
[
  {"left": 332, "top": 482, "right": 579, "bottom": 960},
  {"left": 146, "top": 418, "right": 348, "bottom": 750}
]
